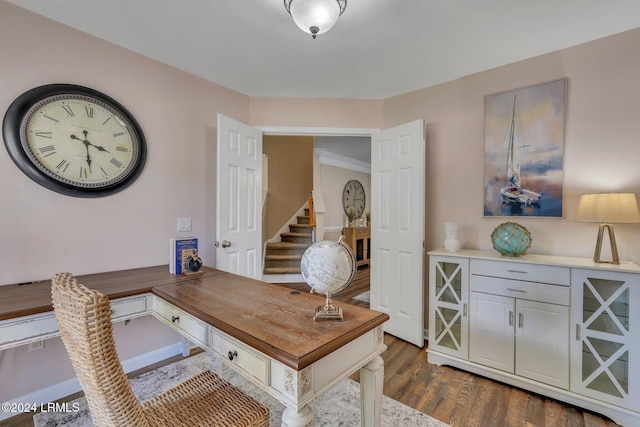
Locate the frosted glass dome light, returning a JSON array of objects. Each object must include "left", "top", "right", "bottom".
[{"left": 284, "top": 0, "right": 347, "bottom": 39}]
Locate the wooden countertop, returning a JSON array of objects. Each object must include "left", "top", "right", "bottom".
[
  {"left": 0, "top": 266, "right": 225, "bottom": 321},
  {"left": 153, "top": 272, "right": 389, "bottom": 370}
]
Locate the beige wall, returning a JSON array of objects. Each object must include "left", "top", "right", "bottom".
[
  {"left": 318, "top": 164, "right": 371, "bottom": 233},
  {"left": 0, "top": 2, "right": 245, "bottom": 403},
  {"left": 263, "top": 136, "right": 314, "bottom": 240},
  {"left": 250, "top": 97, "right": 383, "bottom": 129},
  {"left": 383, "top": 28, "right": 640, "bottom": 264},
  {"left": 3, "top": 0, "right": 640, "bottom": 406}
]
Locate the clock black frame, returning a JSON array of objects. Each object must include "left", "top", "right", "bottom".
[{"left": 2, "top": 84, "right": 147, "bottom": 198}]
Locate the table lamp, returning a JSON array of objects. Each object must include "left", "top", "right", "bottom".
[{"left": 576, "top": 193, "right": 640, "bottom": 264}]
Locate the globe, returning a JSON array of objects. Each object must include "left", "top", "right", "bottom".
[
  {"left": 491, "top": 222, "right": 532, "bottom": 257},
  {"left": 300, "top": 236, "right": 357, "bottom": 320}
]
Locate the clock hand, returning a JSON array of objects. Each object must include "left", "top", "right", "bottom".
[
  {"left": 70, "top": 130, "right": 112, "bottom": 172},
  {"left": 70, "top": 130, "right": 112, "bottom": 153}
]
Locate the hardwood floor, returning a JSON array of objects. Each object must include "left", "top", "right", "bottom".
[
  {"left": 2, "top": 266, "right": 621, "bottom": 427},
  {"left": 335, "top": 267, "right": 620, "bottom": 427}
]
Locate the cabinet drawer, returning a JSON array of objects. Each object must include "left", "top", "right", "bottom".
[
  {"left": 209, "top": 328, "right": 269, "bottom": 384},
  {"left": 111, "top": 295, "right": 148, "bottom": 320},
  {"left": 471, "top": 275, "right": 570, "bottom": 306},
  {"left": 471, "top": 259, "right": 569, "bottom": 286},
  {"left": 154, "top": 298, "right": 208, "bottom": 346}
]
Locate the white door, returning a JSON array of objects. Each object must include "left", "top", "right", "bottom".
[
  {"left": 469, "top": 292, "right": 515, "bottom": 373},
  {"left": 216, "top": 114, "right": 262, "bottom": 279},
  {"left": 370, "top": 120, "right": 425, "bottom": 346},
  {"left": 515, "top": 299, "right": 569, "bottom": 389}
]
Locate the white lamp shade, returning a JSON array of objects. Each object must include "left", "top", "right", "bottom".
[
  {"left": 289, "top": 0, "right": 341, "bottom": 36},
  {"left": 576, "top": 193, "right": 640, "bottom": 223}
]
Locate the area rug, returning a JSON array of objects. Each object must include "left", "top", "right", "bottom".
[
  {"left": 353, "top": 291, "right": 370, "bottom": 303},
  {"left": 34, "top": 352, "right": 448, "bottom": 427}
]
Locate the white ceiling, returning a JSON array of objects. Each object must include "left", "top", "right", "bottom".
[{"left": 8, "top": 0, "right": 640, "bottom": 99}]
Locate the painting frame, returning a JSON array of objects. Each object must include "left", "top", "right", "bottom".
[{"left": 483, "top": 78, "right": 566, "bottom": 218}]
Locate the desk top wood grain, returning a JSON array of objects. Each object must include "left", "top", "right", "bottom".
[
  {"left": 0, "top": 266, "right": 224, "bottom": 321},
  {"left": 153, "top": 272, "right": 389, "bottom": 370}
]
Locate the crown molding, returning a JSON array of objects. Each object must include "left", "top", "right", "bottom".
[{"left": 315, "top": 149, "right": 371, "bottom": 174}]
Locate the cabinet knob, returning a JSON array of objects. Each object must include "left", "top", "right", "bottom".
[
  {"left": 171, "top": 315, "right": 180, "bottom": 323},
  {"left": 228, "top": 350, "right": 238, "bottom": 361}
]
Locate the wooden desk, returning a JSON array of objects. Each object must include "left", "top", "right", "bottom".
[{"left": 0, "top": 266, "right": 389, "bottom": 427}]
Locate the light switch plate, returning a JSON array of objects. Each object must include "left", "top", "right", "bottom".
[{"left": 177, "top": 217, "right": 192, "bottom": 232}]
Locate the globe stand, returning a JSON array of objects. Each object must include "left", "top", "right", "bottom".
[
  {"left": 302, "top": 236, "right": 358, "bottom": 322},
  {"left": 314, "top": 293, "right": 343, "bottom": 321}
]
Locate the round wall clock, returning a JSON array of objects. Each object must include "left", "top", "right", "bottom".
[
  {"left": 3, "top": 84, "right": 146, "bottom": 198},
  {"left": 342, "top": 179, "right": 366, "bottom": 219}
]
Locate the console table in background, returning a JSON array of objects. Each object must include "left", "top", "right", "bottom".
[
  {"left": 0, "top": 266, "right": 389, "bottom": 427},
  {"left": 342, "top": 226, "right": 371, "bottom": 267}
]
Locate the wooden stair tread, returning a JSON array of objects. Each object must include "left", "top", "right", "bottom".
[
  {"left": 266, "top": 242, "right": 309, "bottom": 249},
  {"left": 263, "top": 267, "right": 302, "bottom": 274},
  {"left": 265, "top": 254, "right": 302, "bottom": 260}
]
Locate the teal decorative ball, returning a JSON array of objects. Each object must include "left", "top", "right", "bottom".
[{"left": 491, "top": 222, "right": 532, "bottom": 257}]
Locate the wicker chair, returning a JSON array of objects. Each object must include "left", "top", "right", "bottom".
[{"left": 51, "top": 272, "right": 269, "bottom": 427}]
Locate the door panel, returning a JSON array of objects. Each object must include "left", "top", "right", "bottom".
[
  {"left": 216, "top": 114, "right": 262, "bottom": 279},
  {"left": 370, "top": 120, "right": 425, "bottom": 346},
  {"left": 469, "top": 292, "right": 515, "bottom": 372},
  {"left": 516, "top": 299, "right": 569, "bottom": 389}
]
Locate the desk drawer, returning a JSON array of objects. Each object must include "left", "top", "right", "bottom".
[
  {"left": 0, "top": 312, "right": 58, "bottom": 349},
  {"left": 471, "top": 275, "right": 570, "bottom": 306},
  {"left": 154, "top": 298, "right": 208, "bottom": 346},
  {"left": 471, "top": 259, "right": 569, "bottom": 286},
  {"left": 209, "top": 328, "right": 269, "bottom": 384},
  {"left": 111, "top": 295, "right": 148, "bottom": 320}
]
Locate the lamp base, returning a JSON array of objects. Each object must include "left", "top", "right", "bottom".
[{"left": 593, "top": 223, "right": 620, "bottom": 265}]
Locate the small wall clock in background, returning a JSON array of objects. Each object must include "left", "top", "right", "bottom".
[
  {"left": 342, "top": 179, "right": 366, "bottom": 219},
  {"left": 2, "top": 84, "right": 146, "bottom": 198}
]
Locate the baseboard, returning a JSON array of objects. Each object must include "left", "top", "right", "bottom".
[{"left": 0, "top": 342, "right": 184, "bottom": 421}]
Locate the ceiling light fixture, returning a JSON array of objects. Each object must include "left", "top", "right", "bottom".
[{"left": 284, "top": 0, "right": 347, "bottom": 39}]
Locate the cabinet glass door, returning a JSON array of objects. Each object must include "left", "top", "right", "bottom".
[
  {"left": 429, "top": 256, "right": 469, "bottom": 359},
  {"left": 571, "top": 269, "right": 639, "bottom": 410}
]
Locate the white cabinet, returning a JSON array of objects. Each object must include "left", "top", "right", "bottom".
[
  {"left": 516, "top": 299, "right": 569, "bottom": 388},
  {"left": 469, "top": 292, "right": 515, "bottom": 372},
  {"left": 428, "top": 249, "right": 640, "bottom": 426},
  {"left": 428, "top": 255, "right": 469, "bottom": 360},
  {"left": 469, "top": 260, "right": 570, "bottom": 389},
  {"left": 571, "top": 268, "right": 640, "bottom": 411}
]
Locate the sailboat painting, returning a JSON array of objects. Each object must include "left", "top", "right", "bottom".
[{"left": 484, "top": 79, "right": 565, "bottom": 217}]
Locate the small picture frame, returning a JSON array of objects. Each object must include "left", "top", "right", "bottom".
[{"left": 355, "top": 218, "right": 366, "bottom": 228}]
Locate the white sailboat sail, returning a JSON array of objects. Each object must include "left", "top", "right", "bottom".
[{"left": 500, "top": 96, "right": 541, "bottom": 206}]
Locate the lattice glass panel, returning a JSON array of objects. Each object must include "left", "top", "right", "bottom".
[
  {"left": 435, "top": 307, "right": 462, "bottom": 351},
  {"left": 580, "top": 277, "right": 630, "bottom": 399},
  {"left": 435, "top": 262, "right": 462, "bottom": 304}
]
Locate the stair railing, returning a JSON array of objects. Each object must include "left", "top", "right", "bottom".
[{"left": 308, "top": 192, "right": 316, "bottom": 227}]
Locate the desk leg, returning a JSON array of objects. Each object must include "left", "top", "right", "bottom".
[
  {"left": 281, "top": 405, "right": 313, "bottom": 427},
  {"left": 360, "top": 355, "right": 384, "bottom": 427}
]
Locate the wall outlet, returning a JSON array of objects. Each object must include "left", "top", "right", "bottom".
[
  {"left": 28, "top": 340, "right": 44, "bottom": 352},
  {"left": 177, "top": 217, "right": 192, "bottom": 232}
]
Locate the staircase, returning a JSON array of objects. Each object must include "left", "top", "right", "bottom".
[{"left": 263, "top": 209, "right": 314, "bottom": 275}]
